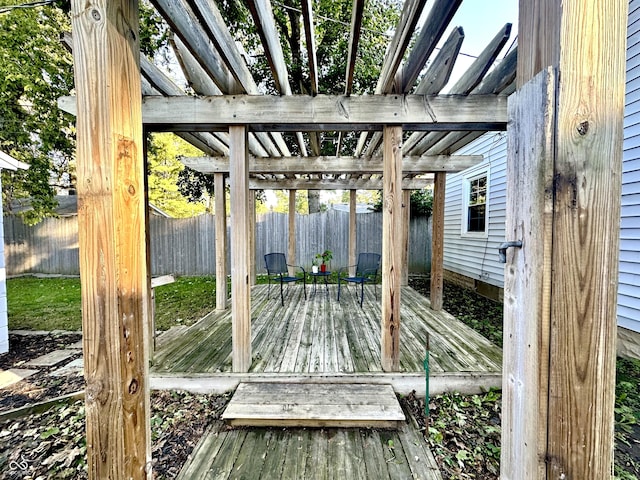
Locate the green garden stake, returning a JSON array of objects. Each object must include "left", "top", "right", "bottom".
[{"left": 424, "top": 333, "right": 430, "bottom": 418}]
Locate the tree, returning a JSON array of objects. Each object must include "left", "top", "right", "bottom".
[
  {"left": 272, "top": 190, "right": 310, "bottom": 214},
  {"left": 147, "top": 133, "right": 207, "bottom": 217},
  {"left": 0, "top": 1, "right": 75, "bottom": 224},
  {"left": 371, "top": 188, "right": 433, "bottom": 217},
  {"left": 205, "top": 0, "right": 403, "bottom": 213}
]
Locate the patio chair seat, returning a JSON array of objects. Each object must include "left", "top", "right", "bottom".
[
  {"left": 264, "top": 253, "right": 307, "bottom": 306},
  {"left": 337, "top": 253, "right": 381, "bottom": 307}
]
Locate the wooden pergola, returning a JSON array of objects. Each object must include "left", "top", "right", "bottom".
[{"left": 68, "top": 0, "right": 626, "bottom": 478}]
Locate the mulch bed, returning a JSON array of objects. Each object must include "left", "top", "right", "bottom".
[{"left": 0, "top": 332, "right": 230, "bottom": 479}]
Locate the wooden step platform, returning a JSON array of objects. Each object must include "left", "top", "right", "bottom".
[{"left": 221, "top": 382, "right": 406, "bottom": 428}]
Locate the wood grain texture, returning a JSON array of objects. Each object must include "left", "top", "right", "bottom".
[
  {"left": 430, "top": 173, "right": 445, "bottom": 311},
  {"left": 517, "top": 0, "right": 561, "bottom": 88},
  {"left": 230, "top": 126, "right": 251, "bottom": 372},
  {"left": 151, "top": 285, "right": 502, "bottom": 379},
  {"left": 249, "top": 176, "right": 433, "bottom": 191},
  {"left": 288, "top": 190, "right": 296, "bottom": 275},
  {"left": 70, "top": 1, "right": 151, "bottom": 478},
  {"left": 140, "top": 94, "right": 508, "bottom": 131},
  {"left": 249, "top": 191, "right": 256, "bottom": 285},
  {"left": 401, "top": 190, "right": 410, "bottom": 286},
  {"left": 214, "top": 173, "right": 227, "bottom": 310},
  {"left": 381, "top": 126, "right": 403, "bottom": 372},
  {"left": 221, "top": 383, "right": 404, "bottom": 428},
  {"left": 508, "top": 0, "right": 627, "bottom": 477},
  {"left": 546, "top": 1, "right": 626, "bottom": 477},
  {"left": 501, "top": 68, "right": 556, "bottom": 480},
  {"left": 180, "top": 154, "right": 482, "bottom": 174},
  {"left": 349, "top": 190, "right": 357, "bottom": 277},
  {"left": 178, "top": 419, "right": 443, "bottom": 479}
]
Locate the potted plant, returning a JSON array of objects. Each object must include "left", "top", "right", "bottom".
[
  {"left": 311, "top": 258, "right": 319, "bottom": 274},
  {"left": 315, "top": 250, "right": 333, "bottom": 273}
]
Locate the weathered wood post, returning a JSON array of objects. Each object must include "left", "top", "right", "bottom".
[
  {"left": 501, "top": 0, "right": 627, "bottom": 478},
  {"left": 70, "top": 0, "right": 151, "bottom": 478},
  {"left": 401, "top": 189, "right": 410, "bottom": 286},
  {"left": 349, "top": 189, "right": 357, "bottom": 276},
  {"left": 230, "top": 126, "right": 251, "bottom": 372},
  {"left": 288, "top": 190, "right": 296, "bottom": 275},
  {"left": 381, "top": 125, "right": 403, "bottom": 371},
  {"left": 214, "top": 173, "right": 227, "bottom": 310},
  {"left": 430, "top": 173, "right": 445, "bottom": 310}
]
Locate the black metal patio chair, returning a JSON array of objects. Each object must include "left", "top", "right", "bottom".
[
  {"left": 337, "top": 252, "right": 381, "bottom": 307},
  {"left": 264, "top": 253, "right": 307, "bottom": 306}
]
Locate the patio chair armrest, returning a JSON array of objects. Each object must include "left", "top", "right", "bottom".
[
  {"left": 337, "top": 265, "right": 357, "bottom": 277},
  {"left": 361, "top": 268, "right": 379, "bottom": 278},
  {"left": 287, "top": 263, "right": 306, "bottom": 274}
]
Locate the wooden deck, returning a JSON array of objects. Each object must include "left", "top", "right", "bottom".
[
  {"left": 221, "top": 382, "right": 405, "bottom": 428},
  {"left": 176, "top": 417, "right": 442, "bottom": 480},
  {"left": 151, "top": 285, "right": 501, "bottom": 394}
]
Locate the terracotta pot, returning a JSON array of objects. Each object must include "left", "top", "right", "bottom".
[{"left": 320, "top": 263, "right": 327, "bottom": 273}]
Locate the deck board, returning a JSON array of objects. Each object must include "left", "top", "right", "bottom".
[
  {"left": 222, "top": 382, "right": 405, "bottom": 428},
  {"left": 152, "top": 285, "right": 501, "bottom": 377},
  {"left": 179, "top": 419, "right": 444, "bottom": 479}
]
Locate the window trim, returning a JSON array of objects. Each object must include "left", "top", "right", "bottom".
[{"left": 461, "top": 166, "right": 490, "bottom": 238}]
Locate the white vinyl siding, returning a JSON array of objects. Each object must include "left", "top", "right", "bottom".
[
  {"left": 619, "top": 0, "right": 640, "bottom": 333},
  {"left": 443, "top": 132, "right": 507, "bottom": 288}
]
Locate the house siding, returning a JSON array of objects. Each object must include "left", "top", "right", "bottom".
[
  {"left": 443, "top": 132, "right": 508, "bottom": 288},
  {"left": 619, "top": 0, "right": 640, "bottom": 333},
  {"left": 442, "top": 0, "right": 640, "bottom": 336}
]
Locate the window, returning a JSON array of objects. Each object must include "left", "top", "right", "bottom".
[{"left": 462, "top": 170, "right": 488, "bottom": 236}]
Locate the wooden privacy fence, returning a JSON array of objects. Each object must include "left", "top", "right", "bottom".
[{"left": 4, "top": 210, "right": 431, "bottom": 276}]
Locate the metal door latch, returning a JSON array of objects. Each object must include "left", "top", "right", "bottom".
[{"left": 498, "top": 241, "right": 522, "bottom": 263}]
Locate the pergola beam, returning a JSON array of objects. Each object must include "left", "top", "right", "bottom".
[
  {"left": 135, "top": 94, "right": 507, "bottom": 131},
  {"left": 247, "top": 177, "right": 433, "bottom": 191},
  {"left": 181, "top": 154, "right": 483, "bottom": 174}
]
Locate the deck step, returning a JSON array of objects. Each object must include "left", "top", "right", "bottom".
[{"left": 221, "top": 382, "right": 405, "bottom": 428}]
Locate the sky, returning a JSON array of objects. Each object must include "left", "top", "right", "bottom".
[{"left": 431, "top": 0, "right": 519, "bottom": 91}]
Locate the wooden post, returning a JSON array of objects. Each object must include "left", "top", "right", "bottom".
[
  {"left": 401, "top": 189, "right": 410, "bottom": 286},
  {"left": 430, "top": 173, "right": 445, "bottom": 311},
  {"left": 230, "top": 126, "right": 251, "bottom": 372},
  {"left": 501, "top": 1, "right": 627, "bottom": 478},
  {"left": 288, "top": 190, "right": 296, "bottom": 274},
  {"left": 70, "top": 1, "right": 151, "bottom": 478},
  {"left": 214, "top": 173, "right": 227, "bottom": 310},
  {"left": 349, "top": 190, "right": 357, "bottom": 276},
  {"left": 249, "top": 190, "right": 256, "bottom": 285},
  {"left": 381, "top": 126, "right": 402, "bottom": 372}
]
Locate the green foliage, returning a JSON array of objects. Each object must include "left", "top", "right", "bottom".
[
  {"left": 0, "top": 2, "right": 75, "bottom": 224},
  {"left": 371, "top": 188, "right": 434, "bottom": 218},
  {"left": 614, "top": 357, "right": 640, "bottom": 479},
  {"left": 271, "top": 189, "right": 310, "bottom": 214},
  {"left": 147, "top": 133, "right": 206, "bottom": 217},
  {"left": 315, "top": 249, "right": 333, "bottom": 265}
]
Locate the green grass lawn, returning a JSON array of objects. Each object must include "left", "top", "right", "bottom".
[{"left": 7, "top": 275, "right": 219, "bottom": 331}]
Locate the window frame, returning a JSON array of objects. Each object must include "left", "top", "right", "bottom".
[{"left": 461, "top": 166, "right": 490, "bottom": 238}]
